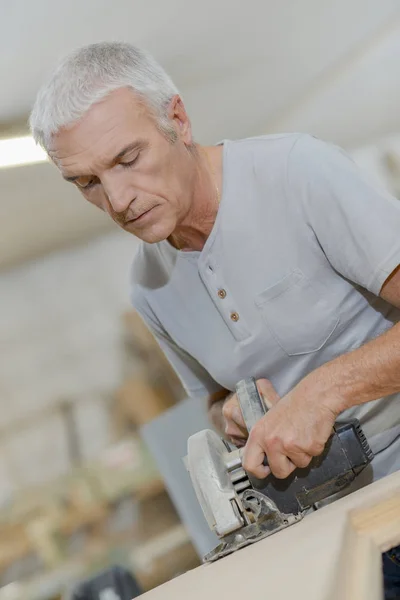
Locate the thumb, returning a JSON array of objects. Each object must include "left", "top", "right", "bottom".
[{"left": 256, "top": 379, "right": 280, "bottom": 409}]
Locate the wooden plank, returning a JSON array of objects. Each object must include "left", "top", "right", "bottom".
[
  {"left": 141, "top": 470, "right": 400, "bottom": 600},
  {"left": 334, "top": 493, "right": 400, "bottom": 600}
]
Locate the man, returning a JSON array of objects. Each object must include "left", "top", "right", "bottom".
[{"left": 30, "top": 42, "right": 400, "bottom": 595}]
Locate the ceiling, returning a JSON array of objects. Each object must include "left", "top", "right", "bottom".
[{"left": 1, "top": 0, "right": 400, "bottom": 269}]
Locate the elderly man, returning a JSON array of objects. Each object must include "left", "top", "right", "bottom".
[{"left": 30, "top": 42, "right": 400, "bottom": 595}]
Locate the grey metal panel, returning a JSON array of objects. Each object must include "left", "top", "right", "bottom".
[{"left": 140, "top": 398, "right": 219, "bottom": 558}]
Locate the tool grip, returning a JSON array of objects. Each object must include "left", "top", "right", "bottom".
[
  {"left": 235, "top": 377, "right": 268, "bottom": 433},
  {"left": 236, "top": 378, "right": 270, "bottom": 468}
]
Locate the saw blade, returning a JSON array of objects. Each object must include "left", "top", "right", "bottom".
[
  {"left": 204, "top": 512, "right": 303, "bottom": 562},
  {"left": 204, "top": 490, "right": 304, "bottom": 562}
]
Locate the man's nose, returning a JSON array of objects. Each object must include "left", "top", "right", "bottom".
[{"left": 102, "top": 174, "right": 134, "bottom": 214}]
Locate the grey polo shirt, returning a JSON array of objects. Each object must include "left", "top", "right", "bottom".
[{"left": 131, "top": 133, "right": 400, "bottom": 481}]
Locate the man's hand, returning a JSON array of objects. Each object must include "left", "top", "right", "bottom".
[
  {"left": 222, "top": 379, "right": 277, "bottom": 447},
  {"left": 242, "top": 378, "right": 339, "bottom": 479},
  {"left": 221, "top": 392, "right": 247, "bottom": 446}
]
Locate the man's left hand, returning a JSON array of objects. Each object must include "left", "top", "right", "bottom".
[{"left": 242, "top": 378, "right": 339, "bottom": 479}]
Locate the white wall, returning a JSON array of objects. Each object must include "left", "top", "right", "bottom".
[{"left": 0, "top": 230, "right": 139, "bottom": 502}]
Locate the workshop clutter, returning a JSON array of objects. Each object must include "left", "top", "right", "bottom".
[
  {"left": 114, "top": 310, "right": 185, "bottom": 430},
  {"left": 0, "top": 310, "right": 196, "bottom": 599}
]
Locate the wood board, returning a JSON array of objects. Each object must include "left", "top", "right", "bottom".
[{"left": 142, "top": 470, "right": 400, "bottom": 600}]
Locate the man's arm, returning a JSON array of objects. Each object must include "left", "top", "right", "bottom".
[
  {"left": 242, "top": 267, "right": 400, "bottom": 480},
  {"left": 314, "top": 266, "right": 400, "bottom": 411}
]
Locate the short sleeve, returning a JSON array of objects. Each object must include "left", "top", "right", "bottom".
[
  {"left": 287, "top": 135, "right": 400, "bottom": 295},
  {"left": 131, "top": 294, "right": 223, "bottom": 400}
]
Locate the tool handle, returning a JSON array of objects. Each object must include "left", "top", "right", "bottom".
[{"left": 235, "top": 377, "right": 268, "bottom": 433}]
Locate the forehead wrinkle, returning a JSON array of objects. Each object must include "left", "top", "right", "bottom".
[
  {"left": 55, "top": 125, "right": 130, "bottom": 179},
  {"left": 53, "top": 117, "right": 120, "bottom": 160}
]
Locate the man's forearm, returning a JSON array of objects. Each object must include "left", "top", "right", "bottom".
[{"left": 304, "top": 321, "right": 400, "bottom": 414}]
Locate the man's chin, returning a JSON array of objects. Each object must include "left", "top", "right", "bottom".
[{"left": 122, "top": 224, "right": 171, "bottom": 245}]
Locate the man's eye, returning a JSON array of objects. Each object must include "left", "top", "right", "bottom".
[
  {"left": 120, "top": 154, "right": 139, "bottom": 169},
  {"left": 80, "top": 179, "right": 98, "bottom": 190}
]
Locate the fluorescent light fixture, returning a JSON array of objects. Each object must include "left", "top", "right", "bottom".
[{"left": 0, "top": 135, "right": 48, "bottom": 169}]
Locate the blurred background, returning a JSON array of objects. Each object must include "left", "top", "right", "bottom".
[{"left": 1, "top": 1, "right": 400, "bottom": 597}]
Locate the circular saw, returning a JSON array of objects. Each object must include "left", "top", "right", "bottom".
[{"left": 186, "top": 377, "right": 374, "bottom": 562}]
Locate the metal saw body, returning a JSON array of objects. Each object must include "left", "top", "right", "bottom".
[{"left": 186, "top": 378, "right": 374, "bottom": 562}]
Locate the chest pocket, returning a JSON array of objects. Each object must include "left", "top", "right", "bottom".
[{"left": 255, "top": 269, "right": 339, "bottom": 356}]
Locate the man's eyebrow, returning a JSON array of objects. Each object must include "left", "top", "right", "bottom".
[{"left": 62, "top": 140, "right": 146, "bottom": 183}]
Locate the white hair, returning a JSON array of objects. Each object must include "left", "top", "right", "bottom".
[{"left": 29, "top": 41, "right": 180, "bottom": 151}]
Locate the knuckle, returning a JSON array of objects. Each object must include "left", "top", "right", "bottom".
[
  {"left": 266, "top": 434, "right": 280, "bottom": 450},
  {"left": 222, "top": 404, "right": 231, "bottom": 419},
  {"left": 222, "top": 394, "right": 237, "bottom": 417},
  {"left": 283, "top": 437, "right": 297, "bottom": 452},
  {"left": 310, "top": 441, "right": 325, "bottom": 455},
  {"left": 225, "top": 421, "right": 238, "bottom": 434}
]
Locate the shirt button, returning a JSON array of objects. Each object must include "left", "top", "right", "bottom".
[
  {"left": 218, "top": 289, "right": 227, "bottom": 299},
  {"left": 230, "top": 312, "right": 239, "bottom": 322}
]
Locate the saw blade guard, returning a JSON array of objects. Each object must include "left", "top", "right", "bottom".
[{"left": 187, "top": 429, "right": 245, "bottom": 537}]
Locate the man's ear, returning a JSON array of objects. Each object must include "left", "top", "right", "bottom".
[{"left": 168, "top": 95, "right": 193, "bottom": 144}]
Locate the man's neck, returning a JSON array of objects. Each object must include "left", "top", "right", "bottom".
[{"left": 168, "top": 144, "right": 223, "bottom": 252}]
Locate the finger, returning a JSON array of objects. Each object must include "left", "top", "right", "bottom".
[
  {"left": 222, "top": 400, "right": 247, "bottom": 429},
  {"left": 286, "top": 450, "right": 313, "bottom": 470},
  {"left": 229, "top": 436, "right": 246, "bottom": 448},
  {"left": 308, "top": 440, "right": 327, "bottom": 457},
  {"left": 231, "top": 406, "right": 247, "bottom": 429},
  {"left": 256, "top": 379, "right": 280, "bottom": 410},
  {"left": 267, "top": 452, "right": 297, "bottom": 479},
  {"left": 242, "top": 440, "right": 271, "bottom": 479},
  {"left": 225, "top": 419, "right": 248, "bottom": 439}
]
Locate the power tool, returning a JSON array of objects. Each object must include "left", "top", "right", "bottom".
[{"left": 186, "top": 377, "right": 374, "bottom": 562}]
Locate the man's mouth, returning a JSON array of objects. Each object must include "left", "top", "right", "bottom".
[{"left": 126, "top": 206, "right": 155, "bottom": 224}]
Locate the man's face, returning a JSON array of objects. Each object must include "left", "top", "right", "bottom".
[{"left": 49, "top": 88, "right": 194, "bottom": 243}]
